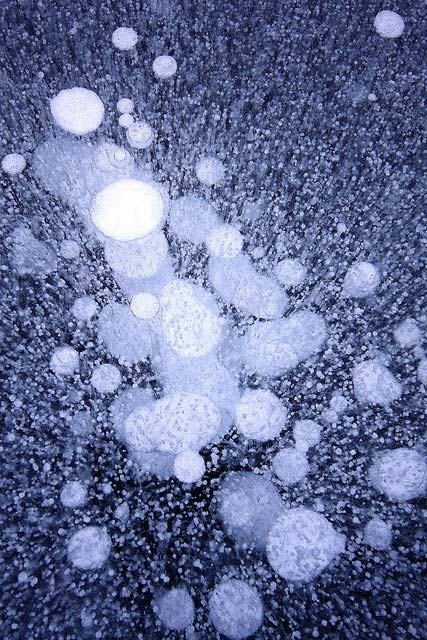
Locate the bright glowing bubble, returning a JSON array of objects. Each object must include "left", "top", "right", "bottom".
[
  {"left": 91, "top": 179, "right": 164, "bottom": 241},
  {"left": 130, "top": 292, "right": 160, "bottom": 319},
  {"left": 50, "top": 87, "right": 104, "bottom": 136},
  {"left": 2, "top": 152, "right": 26, "bottom": 175},
  {"left": 374, "top": 10, "right": 404, "bottom": 38},
  {"left": 173, "top": 450, "right": 205, "bottom": 483},
  {"left": 67, "top": 526, "right": 111, "bottom": 570},
  {"left": 112, "top": 26, "right": 138, "bottom": 50},
  {"left": 369, "top": 448, "right": 427, "bottom": 501},
  {"left": 116, "top": 97, "right": 134, "bottom": 113},
  {"left": 118, "top": 113, "right": 134, "bottom": 128},
  {"left": 209, "top": 579, "right": 264, "bottom": 640},
  {"left": 126, "top": 121, "right": 154, "bottom": 149},
  {"left": 153, "top": 55, "right": 178, "bottom": 79}
]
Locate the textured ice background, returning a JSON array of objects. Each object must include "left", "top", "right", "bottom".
[{"left": 1, "top": 1, "right": 427, "bottom": 639}]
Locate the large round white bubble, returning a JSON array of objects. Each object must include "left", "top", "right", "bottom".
[
  {"left": 208, "top": 579, "right": 264, "bottom": 639},
  {"left": 235, "top": 389, "right": 287, "bottom": 441},
  {"left": 267, "top": 508, "right": 345, "bottom": 582},
  {"left": 50, "top": 345, "right": 79, "bottom": 376},
  {"left": 2, "top": 153, "right": 26, "bottom": 175},
  {"left": 342, "top": 261, "right": 380, "bottom": 299},
  {"left": 155, "top": 587, "right": 194, "bottom": 630},
  {"left": 374, "top": 10, "right": 404, "bottom": 38},
  {"left": 173, "top": 450, "right": 205, "bottom": 483},
  {"left": 369, "top": 448, "right": 427, "bottom": 501},
  {"left": 60, "top": 480, "right": 87, "bottom": 508},
  {"left": 112, "top": 26, "right": 138, "bottom": 50},
  {"left": 272, "top": 447, "right": 309, "bottom": 485},
  {"left": 153, "top": 55, "right": 177, "bottom": 79},
  {"left": 353, "top": 360, "right": 402, "bottom": 406},
  {"left": 91, "top": 179, "right": 164, "bottom": 241},
  {"left": 50, "top": 87, "right": 104, "bottom": 136},
  {"left": 67, "top": 526, "right": 111, "bottom": 570}
]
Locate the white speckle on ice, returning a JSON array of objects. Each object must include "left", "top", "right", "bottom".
[
  {"left": 293, "top": 419, "right": 322, "bottom": 452},
  {"left": 60, "top": 239, "right": 80, "bottom": 259},
  {"left": 267, "top": 508, "right": 345, "bottom": 582},
  {"left": 50, "top": 87, "right": 104, "bottom": 136},
  {"left": 91, "top": 363, "right": 121, "bottom": 394},
  {"left": 274, "top": 258, "right": 306, "bottom": 288},
  {"left": 118, "top": 113, "right": 134, "bottom": 128},
  {"left": 168, "top": 195, "right": 219, "bottom": 245},
  {"left": 206, "top": 224, "right": 243, "bottom": 258},
  {"left": 364, "top": 516, "right": 392, "bottom": 550},
  {"left": 369, "top": 448, "right": 427, "bottom": 501},
  {"left": 130, "top": 292, "right": 160, "bottom": 319},
  {"left": 196, "top": 156, "right": 225, "bottom": 186},
  {"left": 155, "top": 587, "right": 194, "bottom": 631},
  {"left": 374, "top": 10, "right": 404, "bottom": 38},
  {"left": 91, "top": 179, "right": 164, "bottom": 241},
  {"left": 2, "top": 152, "right": 26, "bottom": 175},
  {"left": 235, "top": 389, "right": 287, "bottom": 442},
  {"left": 112, "top": 26, "right": 138, "bottom": 50},
  {"left": 342, "top": 261, "right": 380, "bottom": 298},
  {"left": 60, "top": 480, "right": 87, "bottom": 508},
  {"left": 153, "top": 55, "right": 178, "bottom": 79},
  {"left": 174, "top": 450, "right": 205, "bottom": 483},
  {"left": 50, "top": 345, "right": 79, "bottom": 376},
  {"left": 126, "top": 121, "right": 154, "bottom": 149},
  {"left": 353, "top": 360, "right": 402, "bottom": 406},
  {"left": 67, "top": 526, "right": 111, "bottom": 570},
  {"left": 71, "top": 296, "right": 98, "bottom": 322},
  {"left": 116, "top": 97, "right": 134, "bottom": 113},
  {"left": 393, "top": 318, "right": 421, "bottom": 348},
  {"left": 208, "top": 579, "right": 264, "bottom": 640},
  {"left": 272, "top": 447, "right": 309, "bottom": 485}
]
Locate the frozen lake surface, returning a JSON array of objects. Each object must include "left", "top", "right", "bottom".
[{"left": 1, "top": 1, "right": 426, "bottom": 639}]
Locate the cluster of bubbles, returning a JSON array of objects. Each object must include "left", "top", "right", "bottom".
[{"left": 3, "top": 5, "right": 426, "bottom": 639}]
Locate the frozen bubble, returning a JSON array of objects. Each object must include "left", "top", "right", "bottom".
[
  {"left": 155, "top": 587, "right": 194, "bottom": 631},
  {"left": 153, "top": 55, "right": 178, "bottom": 79},
  {"left": 2, "top": 152, "right": 26, "bottom": 175},
  {"left": 196, "top": 156, "right": 225, "bottom": 186},
  {"left": 50, "top": 345, "right": 79, "bottom": 376},
  {"left": 91, "top": 179, "right": 164, "bottom": 241},
  {"left": 274, "top": 258, "right": 307, "bottom": 288},
  {"left": 272, "top": 448, "right": 309, "bottom": 485},
  {"left": 293, "top": 419, "right": 322, "bottom": 452},
  {"left": 209, "top": 254, "right": 288, "bottom": 319},
  {"left": 217, "top": 472, "right": 284, "bottom": 549},
  {"left": 124, "top": 392, "right": 222, "bottom": 455},
  {"left": 342, "top": 261, "right": 380, "bottom": 299},
  {"left": 374, "top": 10, "right": 404, "bottom": 38},
  {"left": 116, "top": 97, "right": 134, "bottom": 113},
  {"left": 71, "top": 296, "right": 98, "bottom": 322},
  {"left": 369, "top": 448, "right": 427, "bottom": 502},
  {"left": 168, "top": 194, "right": 220, "bottom": 245},
  {"left": 50, "top": 87, "right": 104, "bottom": 136},
  {"left": 267, "top": 507, "right": 345, "bottom": 582},
  {"left": 174, "top": 450, "right": 205, "bottom": 483},
  {"left": 242, "top": 310, "right": 327, "bottom": 376},
  {"left": 97, "top": 302, "right": 152, "bottom": 364},
  {"left": 209, "top": 579, "right": 263, "bottom": 640},
  {"left": 353, "top": 360, "right": 402, "bottom": 406},
  {"left": 95, "top": 141, "right": 134, "bottom": 173},
  {"left": 329, "top": 393, "right": 349, "bottom": 414},
  {"left": 69, "top": 410, "right": 93, "bottom": 437},
  {"left": 235, "top": 389, "right": 287, "bottom": 442},
  {"left": 118, "top": 113, "right": 134, "bottom": 128},
  {"left": 109, "top": 386, "right": 154, "bottom": 441},
  {"left": 11, "top": 226, "right": 57, "bottom": 276},
  {"left": 112, "top": 26, "right": 138, "bottom": 50},
  {"left": 91, "top": 363, "right": 121, "bottom": 394},
  {"left": 130, "top": 292, "right": 160, "bottom": 319},
  {"left": 159, "top": 280, "right": 223, "bottom": 358},
  {"left": 114, "top": 501, "right": 130, "bottom": 522},
  {"left": 364, "top": 516, "right": 392, "bottom": 550},
  {"left": 105, "top": 231, "right": 168, "bottom": 279},
  {"left": 393, "top": 318, "right": 421, "bottom": 348},
  {"left": 206, "top": 224, "right": 243, "bottom": 258},
  {"left": 60, "top": 480, "right": 87, "bottom": 508},
  {"left": 60, "top": 239, "right": 80, "bottom": 259},
  {"left": 67, "top": 526, "right": 111, "bottom": 570},
  {"left": 126, "top": 121, "right": 154, "bottom": 149},
  {"left": 368, "top": 92, "right": 377, "bottom": 102},
  {"left": 418, "top": 359, "right": 427, "bottom": 385}
]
